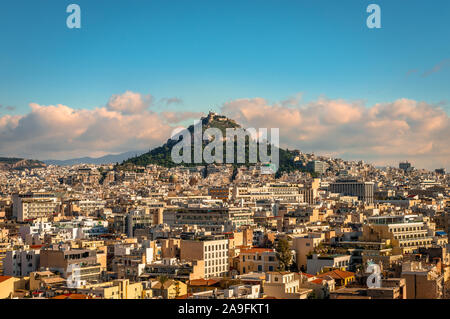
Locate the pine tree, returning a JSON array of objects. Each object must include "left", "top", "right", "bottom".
[{"left": 275, "top": 238, "right": 292, "bottom": 271}]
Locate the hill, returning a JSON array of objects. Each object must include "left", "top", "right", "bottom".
[
  {"left": 0, "top": 157, "right": 46, "bottom": 170},
  {"left": 121, "top": 112, "right": 300, "bottom": 175}
]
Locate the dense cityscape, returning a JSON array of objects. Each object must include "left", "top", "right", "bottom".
[
  {"left": 0, "top": 114, "right": 449, "bottom": 300},
  {"left": 1, "top": 2, "right": 450, "bottom": 311}
]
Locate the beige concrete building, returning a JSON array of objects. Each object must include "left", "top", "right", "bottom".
[
  {"left": 263, "top": 272, "right": 312, "bottom": 299},
  {"left": 39, "top": 248, "right": 102, "bottom": 282},
  {"left": 237, "top": 247, "right": 279, "bottom": 274},
  {"left": 150, "top": 279, "right": 187, "bottom": 299},
  {"left": 160, "top": 238, "right": 181, "bottom": 259},
  {"left": 77, "top": 279, "right": 146, "bottom": 299},
  {"left": 180, "top": 238, "right": 229, "bottom": 278},
  {"left": 12, "top": 193, "right": 60, "bottom": 222},
  {"left": 401, "top": 261, "right": 444, "bottom": 299},
  {"left": 293, "top": 235, "right": 324, "bottom": 270},
  {"left": 0, "top": 276, "right": 17, "bottom": 299},
  {"left": 362, "top": 215, "right": 435, "bottom": 254}
]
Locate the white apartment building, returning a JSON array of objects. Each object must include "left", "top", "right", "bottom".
[{"left": 19, "top": 221, "right": 54, "bottom": 241}]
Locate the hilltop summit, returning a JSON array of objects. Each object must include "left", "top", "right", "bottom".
[{"left": 121, "top": 113, "right": 298, "bottom": 174}]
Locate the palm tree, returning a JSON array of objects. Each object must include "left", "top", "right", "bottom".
[
  {"left": 157, "top": 275, "right": 169, "bottom": 299},
  {"left": 174, "top": 281, "right": 181, "bottom": 298}
]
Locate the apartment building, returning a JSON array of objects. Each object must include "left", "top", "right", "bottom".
[
  {"left": 77, "top": 279, "right": 145, "bottom": 299},
  {"left": 208, "top": 187, "right": 232, "bottom": 201},
  {"left": 263, "top": 272, "right": 312, "bottom": 299},
  {"left": 39, "top": 247, "right": 102, "bottom": 282},
  {"left": 329, "top": 179, "right": 374, "bottom": 204},
  {"left": 401, "top": 261, "right": 444, "bottom": 299},
  {"left": 67, "top": 199, "right": 106, "bottom": 215},
  {"left": 306, "top": 254, "right": 351, "bottom": 275},
  {"left": 159, "top": 238, "right": 181, "bottom": 259},
  {"left": 144, "top": 258, "right": 205, "bottom": 281},
  {"left": 150, "top": 279, "right": 187, "bottom": 299},
  {"left": 188, "top": 284, "right": 261, "bottom": 299},
  {"left": 0, "top": 243, "right": 8, "bottom": 275},
  {"left": 29, "top": 271, "right": 66, "bottom": 290},
  {"left": 19, "top": 221, "right": 53, "bottom": 244},
  {"left": 293, "top": 235, "right": 324, "bottom": 271},
  {"left": 232, "top": 184, "right": 305, "bottom": 203},
  {"left": 362, "top": 215, "right": 435, "bottom": 254},
  {"left": 0, "top": 276, "right": 18, "bottom": 299},
  {"left": 175, "top": 206, "right": 254, "bottom": 232},
  {"left": 180, "top": 237, "right": 229, "bottom": 278},
  {"left": 12, "top": 193, "right": 61, "bottom": 222},
  {"left": 3, "top": 248, "right": 41, "bottom": 277},
  {"left": 238, "top": 247, "right": 279, "bottom": 274},
  {"left": 113, "top": 210, "right": 154, "bottom": 238},
  {"left": 306, "top": 160, "right": 327, "bottom": 174}
]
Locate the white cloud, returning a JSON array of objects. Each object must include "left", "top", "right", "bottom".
[
  {"left": 221, "top": 96, "right": 450, "bottom": 170},
  {"left": 0, "top": 92, "right": 198, "bottom": 160},
  {"left": 1, "top": 91, "right": 448, "bottom": 170},
  {"left": 106, "top": 91, "right": 152, "bottom": 114}
]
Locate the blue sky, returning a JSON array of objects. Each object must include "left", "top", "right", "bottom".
[{"left": 0, "top": 0, "right": 449, "bottom": 114}]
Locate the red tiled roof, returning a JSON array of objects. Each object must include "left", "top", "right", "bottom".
[
  {"left": 241, "top": 248, "right": 273, "bottom": 254},
  {"left": 188, "top": 278, "right": 220, "bottom": 286},
  {"left": 318, "top": 269, "right": 355, "bottom": 280}
]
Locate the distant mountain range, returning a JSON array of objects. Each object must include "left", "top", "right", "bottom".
[{"left": 43, "top": 150, "right": 146, "bottom": 166}]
